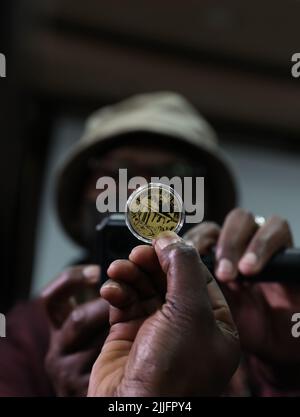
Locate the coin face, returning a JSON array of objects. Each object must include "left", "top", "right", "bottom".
[{"left": 125, "top": 183, "right": 184, "bottom": 243}]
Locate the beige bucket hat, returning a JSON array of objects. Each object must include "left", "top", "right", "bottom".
[{"left": 55, "top": 91, "right": 237, "bottom": 246}]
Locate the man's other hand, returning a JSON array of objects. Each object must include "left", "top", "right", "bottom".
[
  {"left": 184, "top": 209, "right": 299, "bottom": 364},
  {"left": 41, "top": 265, "right": 109, "bottom": 396}
]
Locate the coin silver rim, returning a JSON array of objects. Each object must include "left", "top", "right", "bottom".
[{"left": 125, "top": 182, "right": 185, "bottom": 243}]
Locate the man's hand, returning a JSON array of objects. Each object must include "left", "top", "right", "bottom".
[
  {"left": 88, "top": 232, "right": 240, "bottom": 397},
  {"left": 41, "top": 265, "right": 109, "bottom": 396},
  {"left": 184, "top": 208, "right": 299, "bottom": 364}
]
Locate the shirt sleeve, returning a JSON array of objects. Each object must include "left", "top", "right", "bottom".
[
  {"left": 0, "top": 300, "right": 54, "bottom": 396},
  {"left": 246, "top": 354, "right": 300, "bottom": 397}
]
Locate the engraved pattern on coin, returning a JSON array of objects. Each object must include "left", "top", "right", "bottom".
[{"left": 126, "top": 183, "right": 184, "bottom": 243}]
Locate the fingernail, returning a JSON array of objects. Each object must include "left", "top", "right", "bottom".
[
  {"left": 215, "top": 246, "right": 223, "bottom": 260},
  {"left": 71, "top": 309, "right": 84, "bottom": 323},
  {"left": 216, "top": 259, "right": 235, "bottom": 281},
  {"left": 101, "top": 281, "right": 121, "bottom": 291},
  {"left": 154, "top": 232, "right": 181, "bottom": 251},
  {"left": 83, "top": 265, "right": 100, "bottom": 282},
  {"left": 129, "top": 245, "right": 145, "bottom": 257},
  {"left": 239, "top": 252, "right": 258, "bottom": 272}
]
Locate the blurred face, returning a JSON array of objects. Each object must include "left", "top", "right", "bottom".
[
  {"left": 84, "top": 145, "right": 189, "bottom": 201},
  {"left": 80, "top": 144, "right": 204, "bottom": 247}
]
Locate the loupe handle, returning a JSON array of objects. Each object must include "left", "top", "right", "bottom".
[{"left": 201, "top": 248, "right": 300, "bottom": 283}]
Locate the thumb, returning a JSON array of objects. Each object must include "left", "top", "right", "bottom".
[{"left": 153, "top": 231, "right": 214, "bottom": 323}]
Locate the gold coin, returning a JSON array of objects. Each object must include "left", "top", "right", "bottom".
[{"left": 125, "top": 183, "right": 184, "bottom": 243}]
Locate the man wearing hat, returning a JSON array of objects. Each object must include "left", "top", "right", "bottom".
[
  {"left": 55, "top": 91, "right": 237, "bottom": 249},
  {"left": 0, "top": 92, "right": 298, "bottom": 396}
]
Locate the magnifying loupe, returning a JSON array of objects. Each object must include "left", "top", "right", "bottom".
[{"left": 125, "top": 183, "right": 185, "bottom": 243}]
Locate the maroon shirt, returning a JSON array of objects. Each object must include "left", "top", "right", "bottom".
[{"left": 0, "top": 301, "right": 54, "bottom": 396}]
